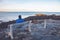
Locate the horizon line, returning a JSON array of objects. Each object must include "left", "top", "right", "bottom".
[{"left": 0, "top": 11, "right": 60, "bottom": 12}]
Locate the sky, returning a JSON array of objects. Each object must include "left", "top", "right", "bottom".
[{"left": 0, "top": 0, "right": 60, "bottom": 12}]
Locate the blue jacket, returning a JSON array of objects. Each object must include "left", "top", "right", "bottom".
[{"left": 16, "top": 19, "right": 25, "bottom": 23}]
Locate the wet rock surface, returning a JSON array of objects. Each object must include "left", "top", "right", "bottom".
[{"left": 0, "top": 20, "right": 60, "bottom": 40}]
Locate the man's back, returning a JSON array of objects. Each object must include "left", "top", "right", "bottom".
[{"left": 16, "top": 19, "right": 25, "bottom": 23}]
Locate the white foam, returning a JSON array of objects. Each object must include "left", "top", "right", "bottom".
[{"left": 0, "top": 15, "right": 32, "bottom": 22}]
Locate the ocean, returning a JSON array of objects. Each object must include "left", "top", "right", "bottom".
[{"left": 0, "top": 12, "right": 60, "bottom": 22}]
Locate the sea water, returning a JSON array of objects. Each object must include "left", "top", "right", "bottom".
[{"left": 0, "top": 12, "right": 60, "bottom": 22}]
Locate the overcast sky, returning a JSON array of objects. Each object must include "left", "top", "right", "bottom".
[{"left": 0, "top": 0, "right": 60, "bottom": 12}]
